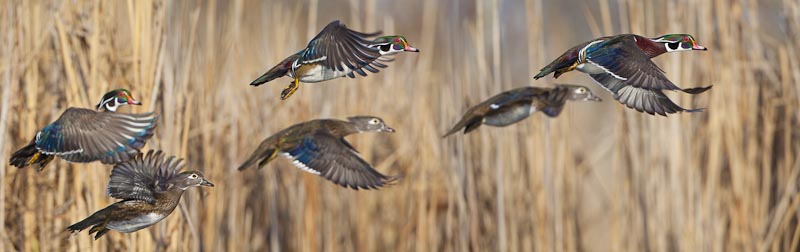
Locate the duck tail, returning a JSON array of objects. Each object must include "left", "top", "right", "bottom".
[
  {"left": 10, "top": 141, "right": 52, "bottom": 170},
  {"left": 533, "top": 68, "right": 552, "bottom": 80},
  {"left": 238, "top": 145, "right": 278, "bottom": 171},
  {"left": 67, "top": 208, "right": 114, "bottom": 240},
  {"left": 67, "top": 212, "right": 105, "bottom": 234},
  {"left": 250, "top": 54, "right": 301, "bottom": 86},
  {"left": 443, "top": 116, "right": 483, "bottom": 138},
  {"left": 238, "top": 154, "right": 261, "bottom": 171},
  {"left": 443, "top": 119, "right": 467, "bottom": 138},
  {"left": 249, "top": 69, "right": 286, "bottom": 86}
]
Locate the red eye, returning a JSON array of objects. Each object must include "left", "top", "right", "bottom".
[
  {"left": 683, "top": 37, "right": 690, "bottom": 42},
  {"left": 394, "top": 38, "right": 401, "bottom": 43}
]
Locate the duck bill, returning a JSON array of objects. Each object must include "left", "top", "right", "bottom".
[
  {"left": 404, "top": 45, "right": 420, "bottom": 52},
  {"left": 384, "top": 126, "right": 396, "bottom": 133},
  {"left": 692, "top": 43, "right": 708, "bottom": 51},
  {"left": 128, "top": 98, "right": 142, "bottom": 105},
  {"left": 201, "top": 180, "right": 215, "bottom": 187},
  {"left": 589, "top": 96, "right": 602, "bottom": 102}
]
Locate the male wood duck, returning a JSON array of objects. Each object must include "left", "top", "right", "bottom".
[
  {"left": 67, "top": 150, "right": 213, "bottom": 239},
  {"left": 9, "top": 89, "right": 158, "bottom": 171},
  {"left": 533, "top": 34, "right": 712, "bottom": 116},
  {"left": 443, "top": 84, "right": 601, "bottom": 137},
  {"left": 249, "top": 20, "right": 419, "bottom": 100},
  {"left": 238, "top": 116, "right": 399, "bottom": 190}
]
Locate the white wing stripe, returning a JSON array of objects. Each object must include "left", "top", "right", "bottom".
[
  {"left": 280, "top": 153, "right": 321, "bottom": 175},
  {"left": 587, "top": 59, "right": 628, "bottom": 81},
  {"left": 120, "top": 121, "right": 154, "bottom": 127},
  {"left": 119, "top": 132, "right": 135, "bottom": 141},
  {"left": 302, "top": 56, "right": 327, "bottom": 64},
  {"left": 38, "top": 148, "right": 84, "bottom": 155},
  {"left": 588, "top": 74, "right": 618, "bottom": 95}
]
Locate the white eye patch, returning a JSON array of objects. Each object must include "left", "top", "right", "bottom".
[{"left": 667, "top": 42, "right": 681, "bottom": 51}]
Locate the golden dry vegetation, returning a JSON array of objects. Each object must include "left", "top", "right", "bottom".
[{"left": 0, "top": 0, "right": 799, "bottom": 251}]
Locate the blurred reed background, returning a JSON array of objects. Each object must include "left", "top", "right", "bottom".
[{"left": 0, "top": 0, "right": 798, "bottom": 251}]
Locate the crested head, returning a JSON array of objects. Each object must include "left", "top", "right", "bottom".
[
  {"left": 169, "top": 170, "right": 214, "bottom": 191},
  {"left": 650, "top": 34, "right": 707, "bottom": 52},
  {"left": 347, "top": 116, "right": 395, "bottom": 133},
  {"left": 370, "top": 36, "right": 419, "bottom": 55},
  {"left": 96, "top": 89, "right": 142, "bottom": 112},
  {"left": 555, "top": 84, "right": 602, "bottom": 102}
]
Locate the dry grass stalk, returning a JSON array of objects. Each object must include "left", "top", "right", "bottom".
[{"left": 0, "top": 0, "right": 798, "bottom": 251}]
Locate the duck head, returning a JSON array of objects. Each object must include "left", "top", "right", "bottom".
[
  {"left": 170, "top": 171, "right": 214, "bottom": 191},
  {"left": 557, "top": 84, "right": 602, "bottom": 102},
  {"left": 96, "top": 89, "right": 142, "bottom": 112},
  {"left": 651, "top": 34, "right": 707, "bottom": 52},
  {"left": 370, "top": 36, "right": 419, "bottom": 56},
  {"left": 348, "top": 116, "right": 395, "bottom": 133}
]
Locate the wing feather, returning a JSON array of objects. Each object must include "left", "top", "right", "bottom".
[
  {"left": 589, "top": 73, "right": 704, "bottom": 116},
  {"left": 35, "top": 108, "right": 157, "bottom": 164},
  {"left": 107, "top": 150, "right": 184, "bottom": 203},
  {"left": 301, "top": 20, "right": 384, "bottom": 78},
  {"left": 280, "top": 133, "right": 397, "bottom": 190}
]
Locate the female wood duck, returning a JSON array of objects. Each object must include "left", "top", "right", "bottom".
[
  {"left": 249, "top": 20, "right": 419, "bottom": 100},
  {"left": 238, "top": 116, "right": 398, "bottom": 190},
  {"left": 533, "top": 34, "right": 712, "bottom": 116},
  {"left": 67, "top": 150, "right": 213, "bottom": 239},
  {"left": 9, "top": 89, "right": 158, "bottom": 171},
  {"left": 443, "top": 84, "right": 601, "bottom": 137}
]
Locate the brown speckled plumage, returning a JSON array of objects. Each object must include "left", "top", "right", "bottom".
[{"left": 67, "top": 151, "right": 213, "bottom": 239}]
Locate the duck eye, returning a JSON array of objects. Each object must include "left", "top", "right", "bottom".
[
  {"left": 369, "top": 119, "right": 379, "bottom": 124},
  {"left": 576, "top": 88, "right": 586, "bottom": 94},
  {"left": 380, "top": 44, "right": 391, "bottom": 51},
  {"left": 668, "top": 42, "right": 680, "bottom": 50},
  {"left": 189, "top": 174, "right": 198, "bottom": 179}
]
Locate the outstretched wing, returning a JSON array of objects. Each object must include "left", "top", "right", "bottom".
[
  {"left": 107, "top": 150, "right": 183, "bottom": 203},
  {"left": 584, "top": 35, "right": 684, "bottom": 91},
  {"left": 35, "top": 108, "right": 157, "bottom": 164},
  {"left": 589, "top": 73, "right": 704, "bottom": 116},
  {"left": 301, "top": 20, "right": 384, "bottom": 78},
  {"left": 536, "top": 85, "right": 574, "bottom": 117},
  {"left": 281, "top": 132, "right": 397, "bottom": 190}
]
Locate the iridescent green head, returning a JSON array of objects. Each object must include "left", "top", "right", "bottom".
[
  {"left": 96, "top": 89, "right": 141, "bottom": 112},
  {"left": 370, "top": 36, "right": 419, "bottom": 55},
  {"left": 651, "top": 34, "right": 707, "bottom": 52}
]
